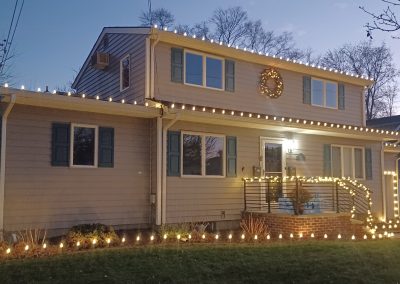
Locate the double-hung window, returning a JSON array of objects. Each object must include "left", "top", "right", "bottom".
[
  {"left": 182, "top": 132, "right": 225, "bottom": 176},
  {"left": 331, "top": 145, "right": 365, "bottom": 179},
  {"left": 311, "top": 78, "right": 338, "bottom": 109},
  {"left": 184, "top": 51, "right": 224, "bottom": 90},
  {"left": 120, "top": 55, "right": 130, "bottom": 91},
  {"left": 71, "top": 124, "right": 98, "bottom": 167}
]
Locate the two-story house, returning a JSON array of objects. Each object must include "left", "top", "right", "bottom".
[{"left": 0, "top": 27, "right": 399, "bottom": 237}]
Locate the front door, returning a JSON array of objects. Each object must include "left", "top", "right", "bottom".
[{"left": 261, "top": 140, "right": 285, "bottom": 202}]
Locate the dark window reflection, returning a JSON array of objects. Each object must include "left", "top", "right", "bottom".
[
  {"left": 206, "top": 136, "right": 223, "bottom": 175},
  {"left": 183, "top": 134, "right": 202, "bottom": 175},
  {"left": 73, "top": 127, "right": 95, "bottom": 166}
]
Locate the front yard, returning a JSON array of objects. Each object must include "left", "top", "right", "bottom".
[{"left": 1, "top": 240, "right": 399, "bottom": 283}]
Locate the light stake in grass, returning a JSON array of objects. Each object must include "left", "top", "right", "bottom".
[
  {"left": 188, "top": 234, "right": 192, "bottom": 240},
  {"left": 163, "top": 234, "right": 167, "bottom": 240},
  {"left": 311, "top": 233, "right": 315, "bottom": 238},
  {"left": 150, "top": 235, "right": 155, "bottom": 241},
  {"left": 324, "top": 234, "right": 328, "bottom": 239},
  {"left": 267, "top": 234, "right": 270, "bottom": 240},
  {"left": 92, "top": 239, "right": 97, "bottom": 246},
  {"left": 76, "top": 241, "right": 80, "bottom": 247},
  {"left": 59, "top": 243, "right": 64, "bottom": 249},
  {"left": 106, "top": 238, "right": 111, "bottom": 244},
  {"left": 254, "top": 235, "right": 258, "bottom": 240},
  {"left": 279, "top": 234, "right": 282, "bottom": 239},
  {"left": 202, "top": 234, "right": 205, "bottom": 240},
  {"left": 43, "top": 243, "right": 47, "bottom": 249},
  {"left": 24, "top": 245, "right": 29, "bottom": 251},
  {"left": 351, "top": 235, "right": 355, "bottom": 240},
  {"left": 337, "top": 234, "right": 341, "bottom": 239},
  {"left": 299, "top": 233, "right": 303, "bottom": 238},
  {"left": 228, "top": 234, "right": 232, "bottom": 240},
  {"left": 177, "top": 234, "right": 181, "bottom": 240},
  {"left": 290, "top": 233, "right": 293, "bottom": 239},
  {"left": 122, "top": 237, "right": 126, "bottom": 243},
  {"left": 215, "top": 234, "right": 219, "bottom": 240},
  {"left": 6, "top": 248, "right": 11, "bottom": 254},
  {"left": 363, "top": 235, "right": 367, "bottom": 240},
  {"left": 136, "top": 236, "right": 140, "bottom": 242},
  {"left": 241, "top": 234, "right": 245, "bottom": 240}
]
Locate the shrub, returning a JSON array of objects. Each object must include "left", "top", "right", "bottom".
[
  {"left": 65, "top": 223, "right": 120, "bottom": 249},
  {"left": 17, "top": 228, "right": 47, "bottom": 247},
  {"left": 240, "top": 213, "right": 270, "bottom": 240}
]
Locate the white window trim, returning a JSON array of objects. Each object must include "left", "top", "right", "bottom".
[
  {"left": 331, "top": 145, "right": 365, "bottom": 180},
  {"left": 183, "top": 49, "right": 225, "bottom": 91},
  {"left": 120, "top": 54, "right": 130, "bottom": 92},
  {"left": 70, "top": 123, "right": 99, "bottom": 168},
  {"left": 311, "top": 78, "right": 338, "bottom": 109},
  {"left": 181, "top": 131, "right": 226, "bottom": 178},
  {"left": 259, "top": 137, "right": 287, "bottom": 178}
]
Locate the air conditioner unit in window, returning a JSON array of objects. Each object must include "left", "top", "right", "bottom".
[{"left": 91, "top": 52, "right": 109, "bottom": 70}]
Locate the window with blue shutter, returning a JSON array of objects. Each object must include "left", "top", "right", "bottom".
[
  {"left": 226, "top": 136, "right": 237, "bottom": 177},
  {"left": 225, "top": 60, "right": 235, "bottom": 92},
  {"left": 171, "top": 48, "right": 183, "bottom": 83},
  {"left": 98, "top": 127, "right": 114, "bottom": 168},
  {"left": 303, "top": 76, "right": 311, "bottom": 104},
  {"left": 323, "top": 144, "right": 331, "bottom": 177},
  {"left": 167, "top": 131, "right": 181, "bottom": 176},
  {"left": 365, "top": 148, "right": 372, "bottom": 180},
  {"left": 51, "top": 123, "right": 70, "bottom": 166}
]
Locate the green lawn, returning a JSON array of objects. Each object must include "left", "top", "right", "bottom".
[{"left": 1, "top": 240, "right": 400, "bottom": 283}]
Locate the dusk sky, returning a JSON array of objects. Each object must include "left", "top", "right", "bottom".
[{"left": 1, "top": 0, "right": 399, "bottom": 107}]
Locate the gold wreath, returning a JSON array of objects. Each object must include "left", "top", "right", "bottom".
[{"left": 259, "top": 68, "right": 284, "bottom": 99}]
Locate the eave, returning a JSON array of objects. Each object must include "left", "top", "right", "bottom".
[
  {"left": 152, "top": 28, "right": 373, "bottom": 87},
  {"left": 0, "top": 87, "right": 159, "bottom": 119}
]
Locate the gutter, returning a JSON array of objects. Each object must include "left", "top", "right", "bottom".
[{"left": 0, "top": 94, "right": 16, "bottom": 239}]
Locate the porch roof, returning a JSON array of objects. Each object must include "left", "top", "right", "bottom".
[{"left": 1, "top": 87, "right": 399, "bottom": 143}]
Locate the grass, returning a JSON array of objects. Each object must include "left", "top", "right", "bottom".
[{"left": 1, "top": 240, "right": 400, "bottom": 283}]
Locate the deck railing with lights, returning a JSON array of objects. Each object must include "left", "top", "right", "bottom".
[{"left": 243, "top": 176, "right": 373, "bottom": 224}]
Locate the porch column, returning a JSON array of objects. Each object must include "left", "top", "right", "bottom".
[{"left": 0, "top": 94, "right": 16, "bottom": 240}]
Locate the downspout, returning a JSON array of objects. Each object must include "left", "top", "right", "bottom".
[
  {"left": 381, "top": 142, "right": 387, "bottom": 221},
  {"left": 150, "top": 36, "right": 160, "bottom": 99},
  {"left": 161, "top": 114, "right": 180, "bottom": 225},
  {"left": 0, "top": 94, "right": 16, "bottom": 239}
]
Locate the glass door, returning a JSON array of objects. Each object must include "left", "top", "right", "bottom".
[{"left": 262, "top": 141, "right": 284, "bottom": 202}]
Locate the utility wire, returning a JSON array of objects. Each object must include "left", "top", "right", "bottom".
[
  {"left": 1, "top": 0, "right": 18, "bottom": 64},
  {"left": 0, "top": 0, "right": 24, "bottom": 75}
]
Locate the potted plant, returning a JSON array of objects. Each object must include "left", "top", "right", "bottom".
[{"left": 289, "top": 183, "right": 312, "bottom": 215}]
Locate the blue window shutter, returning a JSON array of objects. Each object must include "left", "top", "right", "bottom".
[
  {"left": 225, "top": 60, "right": 235, "bottom": 92},
  {"left": 167, "top": 131, "right": 180, "bottom": 176},
  {"left": 323, "top": 144, "right": 331, "bottom": 177},
  {"left": 303, "top": 76, "right": 311, "bottom": 104},
  {"left": 338, "top": 83, "right": 345, "bottom": 110},
  {"left": 51, "top": 123, "right": 70, "bottom": 166},
  {"left": 98, "top": 127, "right": 114, "bottom": 168},
  {"left": 226, "top": 136, "right": 237, "bottom": 177},
  {"left": 365, "top": 148, "right": 373, "bottom": 180},
  {"left": 171, "top": 48, "right": 183, "bottom": 83}
]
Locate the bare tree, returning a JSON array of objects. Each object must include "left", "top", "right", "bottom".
[
  {"left": 139, "top": 8, "right": 175, "bottom": 28},
  {"left": 379, "top": 84, "right": 398, "bottom": 117},
  {"left": 210, "top": 6, "right": 248, "bottom": 45},
  {"left": 191, "top": 21, "right": 211, "bottom": 40},
  {"left": 360, "top": 0, "right": 400, "bottom": 39},
  {"left": 174, "top": 24, "right": 191, "bottom": 35},
  {"left": 321, "top": 41, "right": 399, "bottom": 119}
]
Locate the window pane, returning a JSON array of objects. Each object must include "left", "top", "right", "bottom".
[
  {"left": 183, "top": 134, "right": 202, "bottom": 175},
  {"left": 354, "top": 148, "right": 363, "bottom": 179},
  {"left": 121, "top": 57, "right": 130, "bottom": 89},
  {"left": 206, "top": 136, "right": 224, "bottom": 175},
  {"left": 311, "top": 79, "right": 324, "bottom": 106},
  {"left": 343, "top": 147, "right": 353, "bottom": 177},
  {"left": 206, "top": 57, "right": 222, "bottom": 89},
  {"left": 326, "top": 82, "right": 337, "bottom": 108},
  {"left": 73, "top": 127, "right": 95, "bottom": 166},
  {"left": 332, "top": 146, "right": 342, "bottom": 177},
  {"left": 185, "top": 53, "right": 203, "bottom": 86}
]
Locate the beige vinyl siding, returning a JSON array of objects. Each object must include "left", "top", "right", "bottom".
[
  {"left": 75, "top": 33, "right": 147, "bottom": 104},
  {"left": 154, "top": 42, "right": 364, "bottom": 126},
  {"left": 166, "top": 121, "right": 383, "bottom": 224},
  {"left": 4, "top": 105, "right": 151, "bottom": 232}
]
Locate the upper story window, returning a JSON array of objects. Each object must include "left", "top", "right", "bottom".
[
  {"left": 120, "top": 55, "right": 130, "bottom": 91},
  {"left": 184, "top": 51, "right": 224, "bottom": 90},
  {"left": 71, "top": 124, "right": 98, "bottom": 167},
  {"left": 311, "top": 78, "right": 338, "bottom": 109}
]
